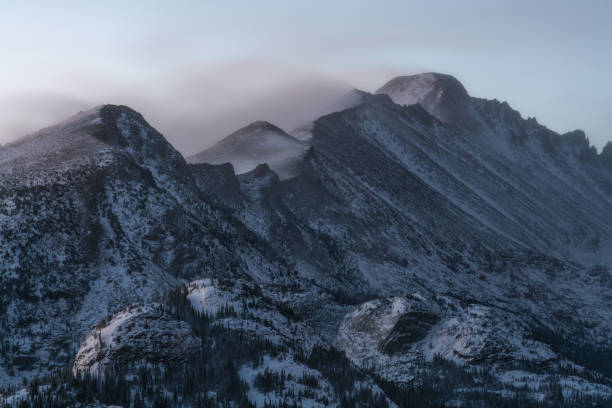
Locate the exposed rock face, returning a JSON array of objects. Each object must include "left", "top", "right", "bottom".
[
  {"left": 73, "top": 305, "right": 201, "bottom": 375},
  {"left": 336, "top": 296, "right": 441, "bottom": 368},
  {"left": 190, "top": 162, "right": 242, "bottom": 206},
  {"left": 336, "top": 295, "right": 560, "bottom": 384},
  {"left": 379, "top": 311, "right": 441, "bottom": 355},
  {"left": 601, "top": 142, "right": 612, "bottom": 171}
]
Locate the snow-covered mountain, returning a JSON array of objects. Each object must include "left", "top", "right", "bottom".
[
  {"left": 188, "top": 121, "right": 308, "bottom": 179},
  {"left": 1, "top": 74, "right": 612, "bottom": 407},
  {"left": 185, "top": 74, "right": 612, "bottom": 402},
  {"left": 376, "top": 73, "right": 474, "bottom": 127},
  {"left": 0, "top": 105, "right": 286, "bottom": 389}
]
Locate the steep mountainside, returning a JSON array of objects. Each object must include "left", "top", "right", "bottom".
[
  {"left": 188, "top": 75, "right": 612, "bottom": 401},
  {"left": 376, "top": 73, "right": 612, "bottom": 263},
  {"left": 0, "top": 105, "right": 287, "bottom": 388},
  {"left": 1, "top": 74, "right": 612, "bottom": 407}
]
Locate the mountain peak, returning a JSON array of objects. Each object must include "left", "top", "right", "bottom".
[
  {"left": 11, "top": 104, "right": 151, "bottom": 148},
  {"left": 376, "top": 73, "right": 472, "bottom": 125},
  {"left": 220, "top": 121, "right": 298, "bottom": 145},
  {"left": 0, "top": 104, "right": 185, "bottom": 185},
  {"left": 376, "top": 73, "right": 469, "bottom": 102},
  {"left": 188, "top": 120, "right": 307, "bottom": 178},
  {"left": 0, "top": 106, "right": 113, "bottom": 179},
  {"left": 244, "top": 120, "right": 283, "bottom": 131}
]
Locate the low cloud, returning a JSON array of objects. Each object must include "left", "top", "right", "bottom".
[
  {"left": 0, "top": 91, "right": 90, "bottom": 143},
  {"left": 0, "top": 61, "right": 355, "bottom": 155}
]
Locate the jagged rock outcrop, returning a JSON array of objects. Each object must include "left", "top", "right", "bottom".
[
  {"left": 73, "top": 304, "right": 201, "bottom": 375},
  {"left": 379, "top": 311, "right": 441, "bottom": 355},
  {"left": 376, "top": 73, "right": 473, "bottom": 127}
]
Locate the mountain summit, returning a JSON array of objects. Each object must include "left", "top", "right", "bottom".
[
  {"left": 188, "top": 120, "right": 307, "bottom": 178},
  {"left": 376, "top": 73, "right": 472, "bottom": 126}
]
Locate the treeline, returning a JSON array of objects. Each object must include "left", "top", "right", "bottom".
[
  {"left": 532, "top": 324, "right": 612, "bottom": 378},
  {"left": 375, "top": 355, "right": 612, "bottom": 408},
  {"left": 2, "top": 283, "right": 611, "bottom": 407}
]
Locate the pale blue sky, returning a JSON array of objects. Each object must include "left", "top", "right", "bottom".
[{"left": 1, "top": 1, "right": 611, "bottom": 153}]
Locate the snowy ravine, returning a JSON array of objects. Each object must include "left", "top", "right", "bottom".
[{"left": 1, "top": 72, "right": 612, "bottom": 406}]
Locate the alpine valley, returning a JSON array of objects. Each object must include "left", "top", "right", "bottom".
[{"left": 1, "top": 73, "right": 611, "bottom": 407}]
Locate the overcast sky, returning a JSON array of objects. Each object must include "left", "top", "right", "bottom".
[{"left": 1, "top": 0, "right": 611, "bottom": 154}]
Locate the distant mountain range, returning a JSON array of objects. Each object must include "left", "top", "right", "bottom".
[{"left": 1, "top": 73, "right": 611, "bottom": 407}]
